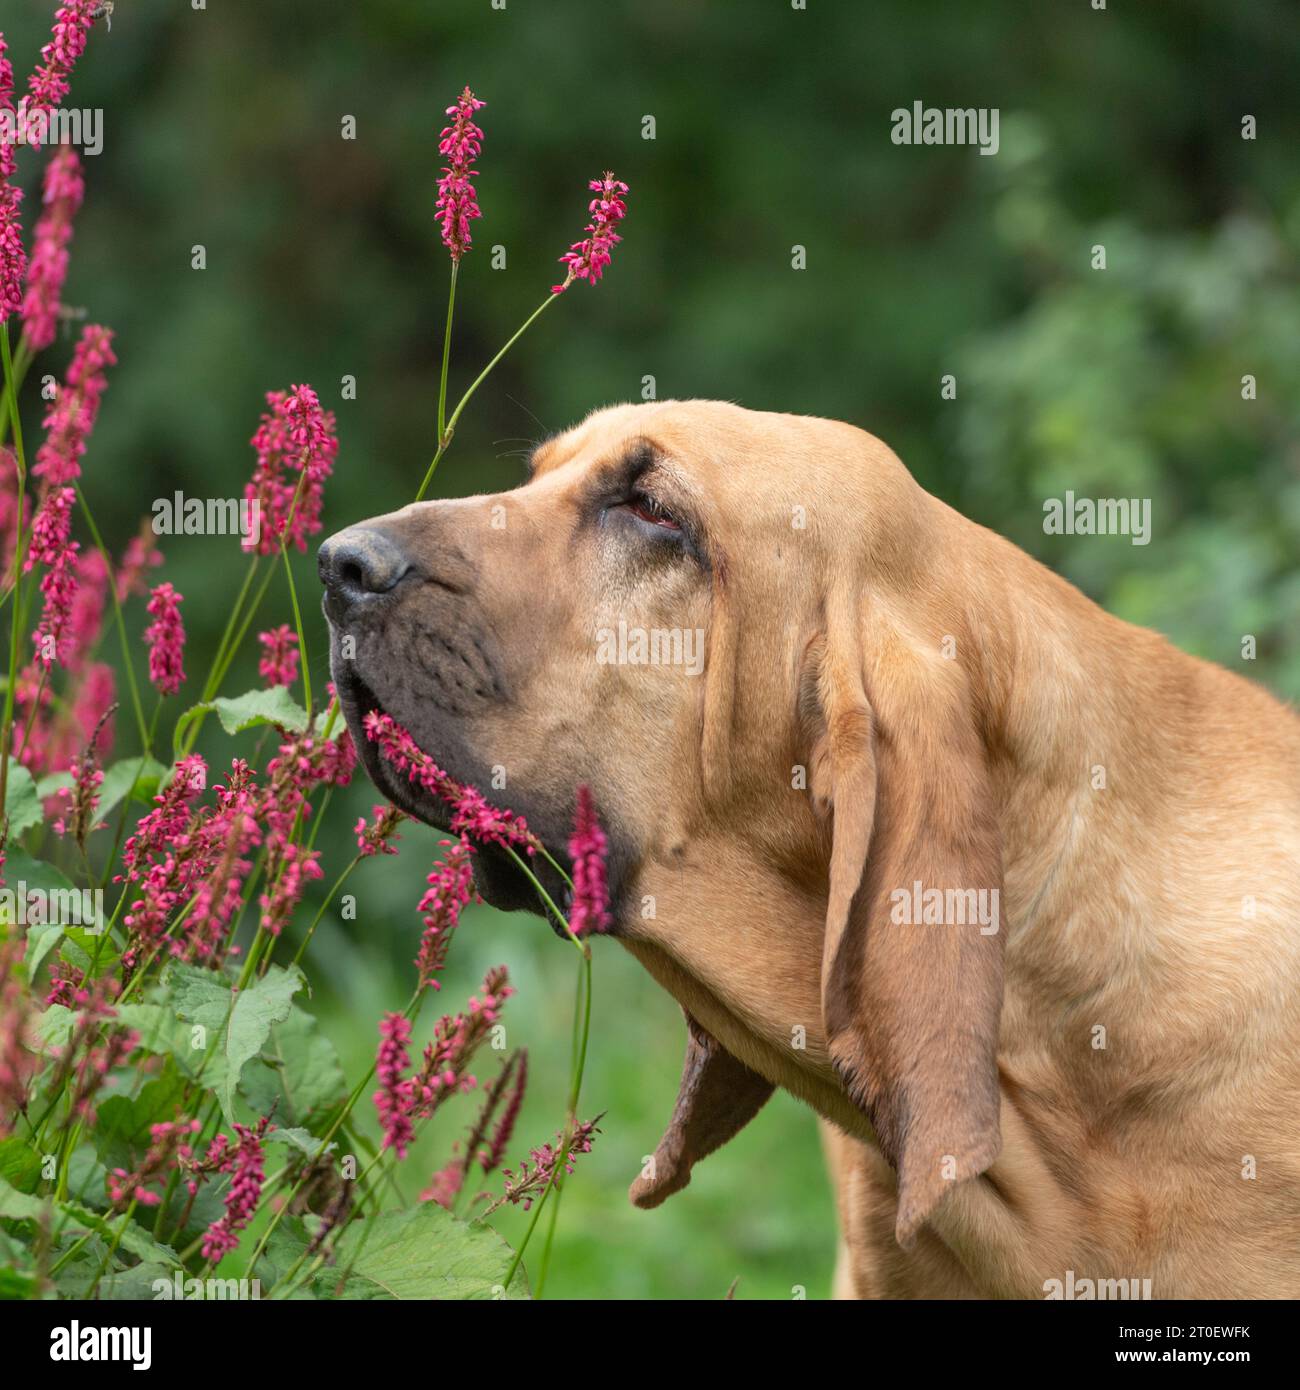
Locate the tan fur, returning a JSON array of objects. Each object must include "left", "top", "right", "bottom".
[{"left": 375, "top": 400, "right": 1300, "bottom": 1297}]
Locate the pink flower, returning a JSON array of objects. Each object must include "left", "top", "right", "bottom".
[
  {"left": 499, "top": 1116, "right": 601, "bottom": 1212},
  {"left": 11, "top": 662, "right": 52, "bottom": 770},
  {"left": 553, "top": 173, "right": 629, "bottom": 293},
  {"left": 242, "top": 384, "right": 338, "bottom": 555},
  {"left": 70, "top": 660, "right": 114, "bottom": 757},
  {"left": 0, "top": 34, "right": 26, "bottom": 324},
  {"left": 435, "top": 87, "right": 485, "bottom": 261},
  {"left": 25, "top": 484, "right": 75, "bottom": 569},
  {"left": 64, "top": 545, "right": 108, "bottom": 670},
  {"left": 354, "top": 802, "right": 403, "bottom": 857},
  {"left": 115, "top": 528, "right": 163, "bottom": 600},
  {"left": 32, "top": 542, "right": 79, "bottom": 666},
  {"left": 119, "top": 756, "right": 270, "bottom": 968},
  {"left": 0, "top": 34, "right": 16, "bottom": 183},
  {"left": 201, "top": 1119, "right": 271, "bottom": 1262},
  {"left": 257, "top": 623, "right": 299, "bottom": 687},
  {"left": 0, "top": 942, "right": 34, "bottom": 1134},
  {"left": 404, "top": 967, "right": 513, "bottom": 1119},
  {"left": 375, "top": 1013, "right": 415, "bottom": 1159},
  {"left": 22, "top": 146, "right": 84, "bottom": 351},
  {"left": 52, "top": 742, "right": 103, "bottom": 842},
  {"left": 144, "top": 581, "right": 185, "bottom": 696},
  {"left": 568, "top": 784, "right": 611, "bottom": 936},
  {"left": 187, "top": 794, "right": 260, "bottom": 960},
  {"left": 420, "top": 1160, "right": 464, "bottom": 1210},
  {"left": 106, "top": 1119, "right": 201, "bottom": 1210},
  {"left": 362, "top": 710, "right": 541, "bottom": 855},
  {"left": 25, "top": 1, "right": 102, "bottom": 145},
  {"left": 0, "top": 446, "right": 22, "bottom": 573},
  {"left": 480, "top": 1048, "right": 527, "bottom": 1175},
  {"left": 258, "top": 841, "right": 322, "bottom": 936},
  {"left": 120, "top": 754, "right": 208, "bottom": 880},
  {"left": 414, "top": 839, "right": 474, "bottom": 991},
  {"left": 33, "top": 323, "right": 115, "bottom": 485}
]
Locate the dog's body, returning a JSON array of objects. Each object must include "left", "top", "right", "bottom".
[{"left": 320, "top": 401, "right": 1300, "bottom": 1299}]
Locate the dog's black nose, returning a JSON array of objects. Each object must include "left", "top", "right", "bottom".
[{"left": 318, "top": 526, "right": 411, "bottom": 611}]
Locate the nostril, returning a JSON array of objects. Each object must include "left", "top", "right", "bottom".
[{"left": 318, "top": 527, "right": 411, "bottom": 605}]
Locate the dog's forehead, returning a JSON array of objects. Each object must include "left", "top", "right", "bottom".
[{"left": 528, "top": 400, "right": 846, "bottom": 492}]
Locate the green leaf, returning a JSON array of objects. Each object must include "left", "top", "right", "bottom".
[
  {"left": 58, "top": 1199, "right": 180, "bottom": 1268},
  {"left": 0, "top": 1266, "right": 39, "bottom": 1299},
  {"left": 26, "top": 924, "right": 64, "bottom": 980},
  {"left": 35, "top": 772, "right": 73, "bottom": 799},
  {"left": 264, "top": 1126, "right": 335, "bottom": 1160},
  {"left": 59, "top": 924, "right": 118, "bottom": 976},
  {"left": 1, "top": 760, "right": 41, "bottom": 837},
  {"left": 112, "top": 1002, "right": 220, "bottom": 1082},
  {"left": 173, "top": 688, "right": 309, "bottom": 753},
  {"left": 34, "top": 1004, "right": 77, "bottom": 1051},
  {"left": 1, "top": 849, "right": 84, "bottom": 975},
  {"left": 266, "top": 1005, "right": 347, "bottom": 1122},
  {"left": 0, "top": 1139, "right": 41, "bottom": 1195},
  {"left": 139, "top": 962, "right": 305, "bottom": 1122},
  {"left": 99, "top": 1262, "right": 176, "bottom": 1300},
  {"left": 0, "top": 1174, "right": 45, "bottom": 1222},
  {"left": 93, "top": 756, "right": 169, "bottom": 824},
  {"left": 222, "top": 965, "right": 304, "bottom": 1122},
  {"left": 65, "top": 1145, "right": 109, "bottom": 1213},
  {"left": 321, "top": 1204, "right": 526, "bottom": 1300},
  {"left": 255, "top": 1212, "right": 314, "bottom": 1293},
  {"left": 94, "top": 1072, "right": 188, "bottom": 1173}
]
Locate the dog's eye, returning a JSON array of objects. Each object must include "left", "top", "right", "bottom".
[{"left": 620, "top": 492, "right": 682, "bottom": 533}]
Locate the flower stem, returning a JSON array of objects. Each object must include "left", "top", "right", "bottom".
[
  {"left": 437, "top": 260, "right": 458, "bottom": 446},
  {"left": 415, "top": 289, "right": 564, "bottom": 501},
  {"left": 278, "top": 540, "right": 311, "bottom": 715},
  {"left": 74, "top": 485, "right": 151, "bottom": 752}
]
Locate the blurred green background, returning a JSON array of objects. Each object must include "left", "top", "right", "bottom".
[{"left": 5, "top": 0, "right": 1299, "bottom": 1298}]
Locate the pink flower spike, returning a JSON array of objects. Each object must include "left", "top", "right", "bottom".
[
  {"left": 567, "top": 784, "right": 611, "bottom": 936},
  {"left": 0, "top": 34, "right": 26, "bottom": 323},
  {"left": 415, "top": 839, "right": 474, "bottom": 991},
  {"left": 435, "top": 86, "right": 485, "bottom": 261},
  {"left": 32, "top": 543, "right": 79, "bottom": 666},
  {"left": 25, "top": 2, "right": 103, "bottom": 148},
  {"left": 144, "top": 581, "right": 185, "bottom": 697},
  {"left": 22, "top": 146, "right": 84, "bottom": 352},
  {"left": 33, "top": 323, "right": 116, "bottom": 485},
  {"left": 200, "top": 1118, "right": 271, "bottom": 1262},
  {"left": 242, "top": 384, "right": 338, "bottom": 555},
  {"left": 361, "top": 709, "right": 542, "bottom": 855},
  {"left": 375, "top": 1013, "right": 415, "bottom": 1159},
  {"left": 25, "top": 485, "right": 75, "bottom": 571},
  {"left": 355, "top": 802, "right": 403, "bottom": 857},
  {"left": 116, "top": 528, "right": 163, "bottom": 600},
  {"left": 553, "top": 173, "right": 629, "bottom": 293},
  {"left": 257, "top": 623, "right": 299, "bottom": 688}
]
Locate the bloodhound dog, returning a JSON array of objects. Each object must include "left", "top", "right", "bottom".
[{"left": 318, "top": 400, "right": 1300, "bottom": 1299}]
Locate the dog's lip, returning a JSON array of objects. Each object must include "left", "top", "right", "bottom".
[
  {"left": 338, "top": 672, "right": 454, "bottom": 832},
  {"left": 336, "top": 667, "right": 575, "bottom": 938}
]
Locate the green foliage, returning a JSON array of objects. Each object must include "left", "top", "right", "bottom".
[{"left": 321, "top": 1204, "right": 526, "bottom": 1301}]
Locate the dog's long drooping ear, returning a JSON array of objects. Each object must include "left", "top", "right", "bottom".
[
  {"left": 806, "top": 595, "right": 1005, "bottom": 1248},
  {"left": 629, "top": 1012, "right": 775, "bottom": 1209}
]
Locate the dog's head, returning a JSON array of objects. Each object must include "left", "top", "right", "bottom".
[{"left": 320, "top": 400, "right": 1005, "bottom": 1244}]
